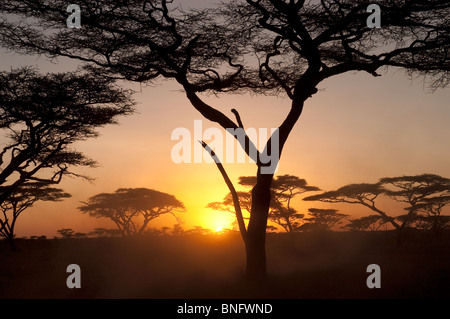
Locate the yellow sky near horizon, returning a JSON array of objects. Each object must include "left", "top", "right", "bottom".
[{"left": 1, "top": 31, "right": 450, "bottom": 237}]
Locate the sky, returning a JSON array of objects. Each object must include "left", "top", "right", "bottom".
[{"left": 1, "top": 4, "right": 450, "bottom": 237}]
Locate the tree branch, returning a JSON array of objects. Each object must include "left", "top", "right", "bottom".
[{"left": 200, "top": 140, "right": 247, "bottom": 242}]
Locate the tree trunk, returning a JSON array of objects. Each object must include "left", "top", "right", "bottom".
[
  {"left": 285, "top": 216, "right": 294, "bottom": 234},
  {"left": 245, "top": 173, "right": 272, "bottom": 283}
]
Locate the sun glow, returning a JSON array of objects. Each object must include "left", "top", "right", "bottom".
[{"left": 202, "top": 211, "right": 235, "bottom": 233}]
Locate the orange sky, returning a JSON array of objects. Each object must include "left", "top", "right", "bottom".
[{"left": 2, "top": 33, "right": 450, "bottom": 238}]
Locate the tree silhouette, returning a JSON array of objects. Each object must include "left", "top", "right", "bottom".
[
  {"left": 1, "top": 182, "right": 70, "bottom": 250},
  {"left": 412, "top": 196, "right": 450, "bottom": 238},
  {"left": 57, "top": 228, "right": 75, "bottom": 239},
  {"left": 303, "top": 182, "right": 398, "bottom": 223},
  {"left": 0, "top": 67, "right": 134, "bottom": 241},
  {"left": 380, "top": 175, "right": 450, "bottom": 241},
  {"left": 305, "top": 174, "right": 450, "bottom": 244},
  {"left": 79, "top": 188, "right": 185, "bottom": 236},
  {"left": 88, "top": 227, "right": 121, "bottom": 238},
  {"left": 300, "top": 208, "right": 348, "bottom": 232},
  {"left": 344, "top": 215, "right": 388, "bottom": 232},
  {"left": 2, "top": 0, "right": 449, "bottom": 281}
]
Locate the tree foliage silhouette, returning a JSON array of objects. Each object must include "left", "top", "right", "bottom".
[
  {"left": 300, "top": 208, "right": 348, "bottom": 232},
  {"left": 344, "top": 215, "right": 388, "bottom": 232},
  {"left": 79, "top": 188, "right": 185, "bottom": 236},
  {"left": 57, "top": 228, "right": 75, "bottom": 239},
  {"left": 412, "top": 195, "right": 450, "bottom": 238},
  {"left": 0, "top": 67, "right": 133, "bottom": 247},
  {"left": 2, "top": 0, "right": 449, "bottom": 281},
  {"left": 304, "top": 174, "right": 450, "bottom": 244},
  {"left": 381, "top": 174, "right": 450, "bottom": 242},
  {"left": 1, "top": 182, "right": 70, "bottom": 250}
]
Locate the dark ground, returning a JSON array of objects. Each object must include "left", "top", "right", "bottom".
[{"left": 1, "top": 231, "right": 449, "bottom": 299}]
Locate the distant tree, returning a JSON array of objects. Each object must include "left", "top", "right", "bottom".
[
  {"left": 304, "top": 182, "right": 406, "bottom": 239},
  {"left": 171, "top": 223, "right": 185, "bottom": 236},
  {"left": 405, "top": 195, "right": 450, "bottom": 238},
  {"left": 142, "top": 227, "right": 166, "bottom": 236},
  {"left": 160, "top": 226, "right": 171, "bottom": 235},
  {"left": 186, "top": 226, "right": 212, "bottom": 236},
  {"left": 300, "top": 208, "right": 348, "bottom": 232},
  {"left": 380, "top": 174, "right": 450, "bottom": 241},
  {"left": 344, "top": 215, "right": 388, "bottom": 232},
  {"left": 57, "top": 228, "right": 75, "bottom": 239},
  {"left": 79, "top": 188, "right": 185, "bottom": 237},
  {"left": 89, "top": 228, "right": 121, "bottom": 238},
  {"left": 0, "top": 182, "right": 70, "bottom": 250},
  {"left": 89, "top": 228, "right": 107, "bottom": 238},
  {"left": 305, "top": 174, "right": 450, "bottom": 244}
]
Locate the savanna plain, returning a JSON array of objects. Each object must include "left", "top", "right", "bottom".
[{"left": 1, "top": 230, "right": 449, "bottom": 299}]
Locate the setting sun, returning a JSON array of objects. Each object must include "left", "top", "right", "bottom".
[{"left": 208, "top": 213, "right": 236, "bottom": 233}]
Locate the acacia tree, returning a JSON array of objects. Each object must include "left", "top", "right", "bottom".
[
  {"left": 303, "top": 182, "right": 398, "bottom": 223},
  {"left": 304, "top": 174, "right": 450, "bottom": 244},
  {"left": 2, "top": 0, "right": 449, "bottom": 281},
  {"left": 300, "top": 208, "right": 348, "bottom": 232},
  {"left": 380, "top": 175, "right": 450, "bottom": 239},
  {"left": 1, "top": 182, "right": 70, "bottom": 250},
  {"left": 413, "top": 196, "right": 450, "bottom": 238},
  {"left": 79, "top": 188, "right": 185, "bottom": 236},
  {"left": 344, "top": 215, "right": 388, "bottom": 232},
  {"left": 57, "top": 228, "right": 75, "bottom": 239},
  {"left": 380, "top": 175, "right": 450, "bottom": 221}
]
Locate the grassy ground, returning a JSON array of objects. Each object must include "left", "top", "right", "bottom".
[{"left": 1, "top": 231, "right": 449, "bottom": 299}]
